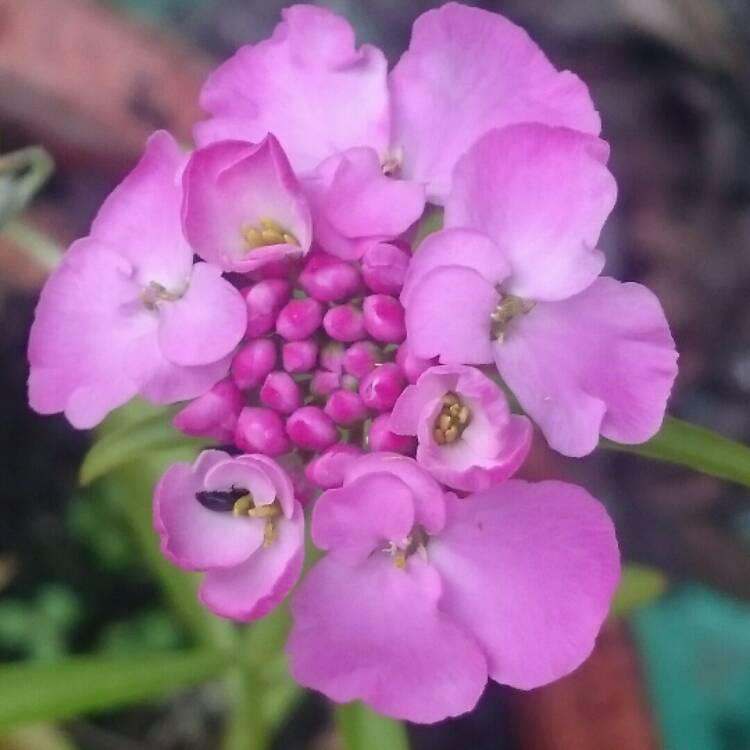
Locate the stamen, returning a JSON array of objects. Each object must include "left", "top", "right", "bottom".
[
  {"left": 381, "top": 146, "right": 404, "bottom": 176},
  {"left": 490, "top": 294, "right": 534, "bottom": 341},
  {"left": 243, "top": 217, "right": 299, "bottom": 252},
  {"left": 263, "top": 520, "right": 277, "bottom": 547},
  {"left": 386, "top": 527, "right": 429, "bottom": 570},
  {"left": 433, "top": 391, "right": 471, "bottom": 445},
  {"left": 141, "top": 281, "right": 184, "bottom": 310}
]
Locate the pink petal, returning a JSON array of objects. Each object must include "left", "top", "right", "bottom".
[
  {"left": 158, "top": 263, "right": 245, "bottom": 366},
  {"left": 446, "top": 124, "right": 615, "bottom": 301},
  {"left": 390, "top": 3, "right": 601, "bottom": 201},
  {"left": 288, "top": 555, "right": 487, "bottom": 723},
  {"left": 404, "top": 266, "right": 498, "bottom": 365},
  {"left": 199, "top": 504, "right": 304, "bottom": 622},
  {"left": 182, "top": 136, "right": 312, "bottom": 273},
  {"left": 91, "top": 130, "right": 193, "bottom": 288},
  {"left": 27, "top": 239, "right": 148, "bottom": 428},
  {"left": 312, "top": 473, "right": 415, "bottom": 565},
  {"left": 401, "top": 228, "right": 509, "bottom": 308},
  {"left": 343, "top": 453, "right": 446, "bottom": 534},
  {"left": 196, "top": 5, "right": 390, "bottom": 173},
  {"left": 494, "top": 277, "right": 678, "bottom": 457},
  {"left": 236, "top": 454, "right": 298, "bottom": 519},
  {"left": 430, "top": 481, "right": 620, "bottom": 690},
  {"left": 154, "top": 457, "right": 265, "bottom": 571}
]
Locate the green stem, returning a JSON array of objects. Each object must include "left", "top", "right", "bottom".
[{"left": 221, "top": 668, "right": 269, "bottom": 750}]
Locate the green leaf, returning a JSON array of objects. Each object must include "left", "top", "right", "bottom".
[
  {"left": 80, "top": 410, "right": 204, "bottom": 486},
  {"left": 610, "top": 564, "right": 667, "bottom": 618},
  {"left": 602, "top": 416, "right": 750, "bottom": 489},
  {"left": 336, "top": 702, "right": 410, "bottom": 750},
  {"left": 0, "top": 650, "right": 226, "bottom": 731}
]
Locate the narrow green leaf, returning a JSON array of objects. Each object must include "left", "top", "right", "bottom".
[
  {"left": 336, "top": 702, "right": 410, "bottom": 750},
  {"left": 80, "top": 411, "right": 203, "bottom": 486},
  {"left": 610, "top": 564, "right": 667, "bottom": 618},
  {"left": 0, "top": 650, "right": 225, "bottom": 731},
  {"left": 602, "top": 416, "right": 750, "bottom": 488}
]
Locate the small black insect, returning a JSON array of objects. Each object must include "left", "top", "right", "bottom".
[{"left": 195, "top": 486, "right": 249, "bottom": 512}]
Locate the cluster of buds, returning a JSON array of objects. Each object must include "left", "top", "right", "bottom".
[{"left": 27, "top": 2, "right": 677, "bottom": 724}]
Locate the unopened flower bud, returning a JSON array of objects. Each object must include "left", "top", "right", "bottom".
[
  {"left": 362, "top": 294, "right": 406, "bottom": 343},
  {"left": 282, "top": 339, "right": 318, "bottom": 373},
  {"left": 299, "top": 250, "right": 361, "bottom": 302},
  {"left": 287, "top": 406, "right": 338, "bottom": 451},
  {"left": 323, "top": 304, "right": 365, "bottom": 342},
  {"left": 235, "top": 407, "right": 289, "bottom": 456},
  {"left": 343, "top": 341, "right": 380, "bottom": 378},
  {"left": 324, "top": 389, "right": 368, "bottom": 426},
  {"left": 305, "top": 443, "right": 364, "bottom": 489},
  {"left": 319, "top": 342, "right": 345, "bottom": 374},
  {"left": 231, "top": 339, "right": 276, "bottom": 390},
  {"left": 173, "top": 379, "right": 243, "bottom": 444},
  {"left": 368, "top": 412, "right": 416, "bottom": 454},
  {"left": 310, "top": 369, "right": 340, "bottom": 397},
  {"left": 395, "top": 342, "right": 436, "bottom": 383},
  {"left": 361, "top": 242, "right": 410, "bottom": 295},
  {"left": 276, "top": 297, "right": 324, "bottom": 341},
  {"left": 244, "top": 279, "right": 292, "bottom": 337},
  {"left": 358, "top": 363, "right": 405, "bottom": 411},
  {"left": 260, "top": 371, "right": 302, "bottom": 414}
]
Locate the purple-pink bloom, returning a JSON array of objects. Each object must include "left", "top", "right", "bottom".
[
  {"left": 196, "top": 3, "right": 600, "bottom": 203},
  {"left": 403, "top": 124, "right": 678, "bottom": 456},
  {"left": 155, "top": 450, "right": 304, "bottom": 621},
  {"left": 173, "top": 379, "right": 243, "bottom": 444},
  {"left": 182, "top": 135, "right": 312, "bottom": 273},
  {"left": 287, "top": 454, "right": 620, "bottom": 722},
  {"left": 28, "top": 131, "right": 245, "bottom": 428},
  {"left": 390, "top": 365, "right": 532, "bottom": 491}
]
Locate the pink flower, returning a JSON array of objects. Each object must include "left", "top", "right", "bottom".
[
  {"left": 390, "top": 365, "right": 532, "bottom": 491},
  {"left": 28, "top": 131, "right": 246, "bottom": 428},
  {"left": 182, "top": 135, "right": 312, "bottom": 273},
  {"left": 196, "top": 3, "right": 599, "bottom": 203},
  {"left": 287, "top": 454, "right": 620, "bottom": 722},
  {"left": 155, "top": 450, "right": 304, "bottom": 621},
  {"left": 403, "top": 124, "right": 678, "bottom": 456}
]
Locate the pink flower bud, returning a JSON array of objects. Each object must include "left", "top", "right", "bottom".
[
  {"left": 299, "top": 250, "right": 361, "bottom": 302},
  {"left": 244, "top": 279, "right": 292, "bottom": 338},
  {"left": 323, "top": 304, "right": 365, "bottom": 342},
  {"left": 305, "top": 443, "right": 364, "bottom": 489},
  {"left": 368, "top": 412, "right": 416, "bottom": 454},
  {"left": 260, "top": 371, "right": 302, "bottom": 414},
  {"left": 343, "top": 341, "right": 380, "bottom": 378},
  {"left": 319, "top": 342, "right": 345, "bottom": 374},
  {"left": 231, "top": 338, "right": 276, "bottom": 390},
  {"left": 395, "top": 342, "right": 436, "bottom": 383},
  {"left": 173, "top": 379, "right": 243, "bottom": 444},
  {"left": 362, "top": 294, "right": 406, "bottom": 343},
  {"left": 287, "top": 406, "right": 338, "bottom": 451},
  {"left": 358, "top": 363, "right": 405, "bottom": 411},
  {"left": 276, "top": 297, "right": 324, "bottom": 341},
  {"left": 310, "top": 369, "right": 340, "bottom": 398},
  {"left": 361, "top": 242, "right": 410, "bottom": 294},
  {"left": 324, "top": 389, "right": 368, "bottom": 426},
  {"left": 235, "top": 407, "right": 289, "bottom": 456},
  {"left": 282, "top": 339, "right": 318, "bottom": 373}
]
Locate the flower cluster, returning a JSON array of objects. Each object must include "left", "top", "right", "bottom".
[{"left": 27, "top": 3, "right": 677, "bottom": 723}]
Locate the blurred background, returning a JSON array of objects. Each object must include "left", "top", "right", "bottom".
[{"left": 1, "top": 0, "right": 750, "bottom": 748}]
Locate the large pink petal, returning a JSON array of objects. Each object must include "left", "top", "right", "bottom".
[
  {"left": 446, "top": 124, "right": 615, "bottom": 301},
  {"left": 312, "top": 473, "right": 415, "bottom": 565},
  {"left": 400, "top": 228, "right": 509, "bottom": 308},
  {"left": 495, "top": 277, "right": 678, "bottom": 457},
  {"left": 199, "top": 504, "right": 304, "bottom": 621},
  {"left": 288, "top": 555, "right": 487, "bottom": 723},
  {"left": 390, "top": 3, "right": 601, "bottom": 201},
  {"left": 91, "top": 130, "right": 192, "bottom": 287},
  {"left": 430, "top": 481, "right": 620, "bottom": 690},
  {"left": 27, "top": 239, "right": 149, "bottom": 428},
  {"left": 404, "top": 265, "right": 498, "bottom": 365},
  {"left": 182, "top": 136, "right": 312, "bottom": 273},
  {"left": 158, "top": 263, "right": 245, "bottom": 366},
  {"left": 154, "top": 459, "right": 265, "bottom": 571},
  {"left": 196, "top": 5, "right": 389, "bottom": 173}
]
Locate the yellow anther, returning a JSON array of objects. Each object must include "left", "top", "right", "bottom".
[
  {"left": 247, "top": 503, "right": 282, "bottom": 519},
  {"left": 243, "top": 217, "right": 300, "bottom": 253},
  {"left": 433, "top": 391, "right": 471, "bottom": 445},
  {"left": 490, "top": 295, "right": 534, "bottom": 341},
  {"left": 232, "top": 495, "right": 253, "bottom": 516},
  {"left": 393, "top": 550, "right": 407, "bottom": 570},
  {"left": 263, "top": 520, "right": 277, "bottom": 548}
]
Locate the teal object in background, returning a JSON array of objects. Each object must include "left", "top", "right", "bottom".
[{"left": 633, "top": 586, "right": 750, "bottom": 750}]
